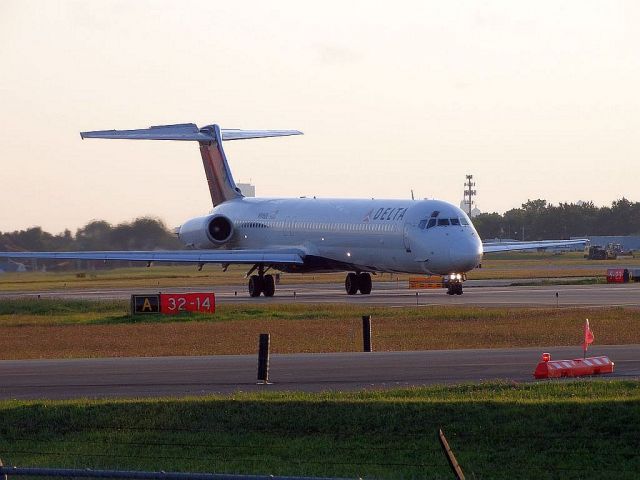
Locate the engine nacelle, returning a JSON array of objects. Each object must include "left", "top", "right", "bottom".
[{"left": 178, "top": 214, "right": 234, "bottom": 249}]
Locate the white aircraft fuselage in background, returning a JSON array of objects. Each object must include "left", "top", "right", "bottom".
[{"left": 0, "top": 122, "right": 585, "bottom": 297}]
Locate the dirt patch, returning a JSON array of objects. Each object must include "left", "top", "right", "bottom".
[{"left": 2, "top": 307, "right": 640, "bottom": 359}]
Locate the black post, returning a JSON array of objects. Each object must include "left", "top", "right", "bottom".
[
  {"left": 362, "top": 315, "right": 372, "bottom": 352},
  {"left": 257, "top": 333, "right": 271, "bottom": 384}
]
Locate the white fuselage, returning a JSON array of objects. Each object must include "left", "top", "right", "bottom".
[{"left": 180, "top": 197, "right": 483, "bottom": 275}]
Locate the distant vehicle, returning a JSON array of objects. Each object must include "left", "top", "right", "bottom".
[
  {"left": 608, "top": 243, "right": 634, "bottom": 257},
  {"left": 585, "top": 243, "right": 633, "bottom": 260},
  {"left": 585, "top": 245, "right": 609, "bottom": 260},
  {"left": 0, "top": 122, "right": 587, "bottom": 296}
]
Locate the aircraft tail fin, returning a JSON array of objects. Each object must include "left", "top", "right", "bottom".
[{"left": 80, "top": 123, "right": 302, "bottom": 206}]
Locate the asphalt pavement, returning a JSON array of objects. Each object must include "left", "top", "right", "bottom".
[
  {"left": 3, "top": 281, "right": 639, "bottom": 307},
  {"left": 1, "top": 344, "right": 638, "bottom": 400}
]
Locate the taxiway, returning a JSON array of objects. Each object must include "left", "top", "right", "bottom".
[
  {"left": 3, "top": 282, "right": 639, "bottom": 307},
  {"left": 1, "top": 345, "right": 638, "bottom": 400}
]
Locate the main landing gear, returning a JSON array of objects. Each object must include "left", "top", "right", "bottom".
[
  {"left": 247, "top": 265, "right": 276, "bottom": 297},
  {"left": 345, "top": 272, "right": 372, "bottom": 295}
]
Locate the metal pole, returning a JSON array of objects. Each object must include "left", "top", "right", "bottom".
[
  {"left": 362, "top": 315, "right": 372, "bottom": 352},
  {"left": 257, "top": 333, "right": 271, "bottom": 384}
]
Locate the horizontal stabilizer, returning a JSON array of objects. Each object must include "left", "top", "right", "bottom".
[
  {"left": 220, "top": 129, "right": 303, "bottom": 141},
  {"left": 80, "top": 123, "right": 303, "bottom": 142}
]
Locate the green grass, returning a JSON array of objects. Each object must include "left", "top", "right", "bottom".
[
  {"left": 0, "top": 381, "right": 639, "bottom": 479},
  {"left": 0, "top": 298, "right": 124, "bottom": 316}
]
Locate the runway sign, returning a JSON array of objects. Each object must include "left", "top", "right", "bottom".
[
  {"left": 131, "top": 293, "right": 215, "bottom": 315},
  {"left": 159, "top": 293, "right": 215, "bottom": 314},
  {"left": 131, "top": 294, "right": 160, "bottom": 314},
  {"left": 607, "top": 268, "right": 629, "bottom": 283}
]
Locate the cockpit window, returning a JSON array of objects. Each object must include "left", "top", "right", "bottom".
[
  {"left": 437, "top": 218, "right": 450, "bottom": 226},
  {"left": 418, "top": 219, "right": 427, "bottom": 229},
  {"left": 431, "top": 211, "right": 440, "bottom": 218},
  {"left": 459, "top": 214, "right": 470, "bottom": 226},
  {"left": 427, "top": 218, "right": 436, "bottom": 229},
  {"left": 450, "top": 218, "right": 460, "bottom": 226}
]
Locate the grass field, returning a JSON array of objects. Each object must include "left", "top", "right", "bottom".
[
  {"left": 0, "top": 381, "right": 638, "bottom": 479},
  {"left": 1, "top": 299, "right": 639, "bottom": 359},
  {"left": 1, "top": 252, "right": 639, "bottom": 292}
]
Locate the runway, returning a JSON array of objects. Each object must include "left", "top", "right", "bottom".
[
  {"left": 4, "top": 281, "right": 640, "bottom": 307},
  {"left": 1, "top": 345, "right": 639, "bottom": 400}
]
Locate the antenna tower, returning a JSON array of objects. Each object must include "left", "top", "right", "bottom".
[{"left": 463, "top": 174, "right": 476, "bottom": 216}]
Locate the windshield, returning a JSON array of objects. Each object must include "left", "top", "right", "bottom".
[{"left": 418, "top": 210, "right": 471, "bottom": 229}]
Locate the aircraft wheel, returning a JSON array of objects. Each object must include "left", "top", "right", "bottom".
[
  {"left": 345, "top": 273, "right": 359, "bottom": 295},
  {"left": 263, "top": 274, "right": 276, "bottom": 297},
  {"left": 455, "top": 285, "right": 463, "bottom": 295},
  {"left": 248, "top": 275, "right": 263, "bottom": 297},
  {"left": 358, "top": 273, "right": 372, "bottom": 294}
]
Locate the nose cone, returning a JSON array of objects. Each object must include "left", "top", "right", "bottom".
[{"left": 449, "top": 234, "right": 483, "bottom": 272}]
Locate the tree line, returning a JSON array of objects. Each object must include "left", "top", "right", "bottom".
[
  {"left": 2, "top": 198, "right": 639, "bottom": 256},
  {"left": 0, "top": 217, "right": 182, "bottom": 253},
  {"left": 473, "top": 198, "right": 640, "bottom": 240}
]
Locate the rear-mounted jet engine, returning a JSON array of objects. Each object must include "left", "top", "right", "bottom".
[{"left": 178, "top": 214, "right": 234, "bottom": 249}]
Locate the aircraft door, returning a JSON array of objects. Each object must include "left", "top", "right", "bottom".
[{"left": 403, "top": 223, "right": 411, "bottom": 252}]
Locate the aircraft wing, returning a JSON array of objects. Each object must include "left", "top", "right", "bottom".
[
  {"left": 0, "top": 249, "right": 304, "bottom": 265},
  {"left": 482, "top": 239, "right": 588, "bottom": 254}
]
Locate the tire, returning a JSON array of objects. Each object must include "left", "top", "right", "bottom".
[
  {"left": 345, "top": 272, "right": 359, "bottom": 295},
  {"left": 263, "top": 274, "right": 276, "bottom": 297},
  {"left": 248, "top": 275, "right": 263, "bottom": 297},
  {"left": 358, "top": 273, "right": 372, "bottom": 294}
]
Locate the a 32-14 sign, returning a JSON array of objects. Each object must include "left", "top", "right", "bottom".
[{"left": 160, "top": 293, "right": 216, "bottom": 314}]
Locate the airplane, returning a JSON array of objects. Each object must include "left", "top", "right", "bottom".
[{"left": 0, "top": 122, "right": 586, "bottom": 296}]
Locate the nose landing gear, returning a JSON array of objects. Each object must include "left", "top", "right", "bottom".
[
  {"left": 345, "top": 272, "right": 372, "bottom": 295},
  {"left": 444, "top": 273, "right": 464, "bottom": 295}
]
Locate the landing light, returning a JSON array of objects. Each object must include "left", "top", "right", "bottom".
[{"left": 347, "top": 252, "right": 351, "bottom": 257}]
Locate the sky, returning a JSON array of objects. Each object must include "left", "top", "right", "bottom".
[{"left": 1, "top": 1, "right": 639, "bottom": 233}]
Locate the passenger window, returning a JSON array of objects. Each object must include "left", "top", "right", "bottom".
[
  {"left": 426, "top": 218, "right": 436, "bottom": 229},
  {"left": 437, "top": 219, "right": 450, "bottom": 226},
  {"left": 450, "top": 218, "right": 460, "bottom": 226}
]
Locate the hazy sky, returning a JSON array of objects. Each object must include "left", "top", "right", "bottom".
[{"left": 1, "top": 1, "right": 639, "bottom": 233}]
